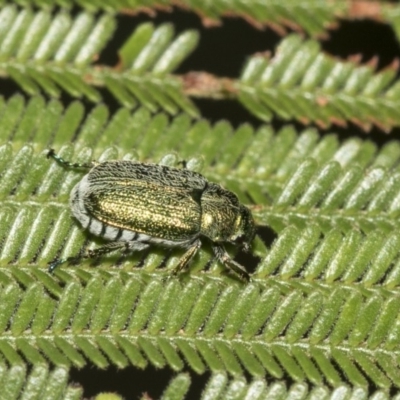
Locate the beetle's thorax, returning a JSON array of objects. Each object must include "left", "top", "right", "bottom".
[
  {"left": 200, "top": 183, "right": 255, "bottom": 248},
  {"left": 199, "top": 183, "right": 240, "bottom": 242}
]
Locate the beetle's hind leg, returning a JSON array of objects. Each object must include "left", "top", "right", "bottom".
[
  {"left": 48, "top": 241, "right": 150, "bottom": 273},
  {"left": 212, "top": 244, "right": 250, "bottom": 282},
  {"left": 47, "top": 149, "right": 97, "bottom": 169}
]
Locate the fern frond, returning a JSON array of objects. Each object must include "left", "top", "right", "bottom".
[
  {"left": 8, "top": 0, "right": 399, "bottom": 44},
  {"left": 0, "top": 7, "right": 198, "bottom": 115},
  {"left": 0, "top": 7, "right": 115, "bottom": 101},
  {"left": 1, "top": 270, "right": 400, "bottom": 389},
  {"left": 237, "top": 34, "right": 400, "bottom": 131},
  {"left": 7, "top": 220, "right": 400, "bottom": 293},
  {"left": 162, "top": 372, "right": 394, "bottom": 400},
  {"left": 6, "top": 0, "right": 371, "bottom": 38},
  {"left": 256, "top": 224, "right": 400, "bottom": 289},
  {"left": 110, "top": 22, "right": 199, "bottom": 115},
  {"left": 252, "top": 158, "right": 400, "bottom": 234},
  {"left": 3, "top": 7, "right": 399, "bottom": 128},
  {"left": 93, "top": 371, "right": 394, "bottom": 400},
  {"left": 163, "top": 0, "right": 346, "bottom": 37},
  {"left": 3, "top": 96, "right": 400, "bottom": 390},
  {"left": 0, "top": 364, "right": 81, "bottom": 400}
]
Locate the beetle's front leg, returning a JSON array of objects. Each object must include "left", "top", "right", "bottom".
[
  {"left": 171, "top": 240, "right": 202, "bottom": 276},
  {"left": 212, "top": 244, "right": 250, "bottom": 282}
]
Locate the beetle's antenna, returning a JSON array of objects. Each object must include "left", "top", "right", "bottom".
[{"left": 47, "top": 149, "right": 96, "bottom": 169}]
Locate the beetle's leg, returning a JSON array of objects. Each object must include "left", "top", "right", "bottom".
[
  {"left": 212, "top": 244, "right": 250, "bottom": 282},
  {"left": 47, "top": 149, "right": 97, "bottom": 169},
  {"left": 48, "top": 241, "right": 149, "bottom": 273},
  {"left": 48, "top": 242, "right": 125, "bottom": 273},
  {"left": 172, "top": 240, "right": 201, "bottom": 275}
]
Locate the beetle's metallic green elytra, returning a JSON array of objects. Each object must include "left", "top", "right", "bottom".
[{"left": 47, "top": 150, "right": 255, "bottom": 280}]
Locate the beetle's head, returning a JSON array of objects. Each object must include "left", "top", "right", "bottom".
[{"left": 230, "top": 205, "right": 255, "bottom": 251}]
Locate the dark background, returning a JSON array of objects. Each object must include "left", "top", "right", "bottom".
[{"left": 4, "top": 6, "right": 399, "bottom": 399}]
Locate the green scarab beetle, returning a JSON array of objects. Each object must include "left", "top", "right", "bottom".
[{"left": 47, "top": 150, "right": 255, "bottom": 281}]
